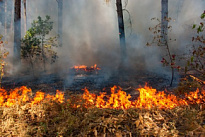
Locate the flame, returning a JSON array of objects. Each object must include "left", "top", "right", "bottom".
[
  {"left": 82, "top": 84, "right": 205, "bottom": 109},
  {"left": 71, "top": 64, "right": 100, "bottom": 72},
  {"left": 0, "top": 84, "right": 204, "bottom": 109},
  {"left": 0, "top": 86, "right": 64, "bottom": 107}
]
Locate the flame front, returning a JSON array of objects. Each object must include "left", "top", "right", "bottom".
[
  {"left": 82, "top": 84, "right": 204, "bottom": 109},
  {"left": 0, "top": 86, "right": 64, "bottom": 107},
  {"left": 0, "top": 84, "right": 204, "bottom": 109}
]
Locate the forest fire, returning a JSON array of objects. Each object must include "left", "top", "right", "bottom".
[
  {"left": 71, "top": 64, "right": 101, "bottom": 72},
  {"left": 0, "top": 86, "right": 64, "bottom": 107},
  {"left": 82, "top": 84, "right": 205, "bottom": 109},
  {"left": 0, "top": 84, "right": 204, "bottom": 109}
]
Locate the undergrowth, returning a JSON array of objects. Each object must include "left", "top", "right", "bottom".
[{"left": 0, "top": 97, "right": 204, "bottom": 137}]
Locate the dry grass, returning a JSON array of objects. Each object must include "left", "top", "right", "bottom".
[{"left": 0, "top": 97, "right": 204, "bottom": 137}]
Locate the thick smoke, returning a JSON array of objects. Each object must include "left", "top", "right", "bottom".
[{"left": 1, "top": 0, "right": 205, "bottom": 79}]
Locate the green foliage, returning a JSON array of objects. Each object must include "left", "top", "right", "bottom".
[
  {"left": 21, "top": 16, "right": 58, "bottom": 74},
  {"left": 185, "top": 11, "right": 205, "bottom": 76},
  {"left": 0, "top": 35, "right": 9, "bottom": 87}
]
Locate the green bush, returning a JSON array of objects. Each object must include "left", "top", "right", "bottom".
[{"left": 21, "top": 16, "right": 58, "bottom": 74}]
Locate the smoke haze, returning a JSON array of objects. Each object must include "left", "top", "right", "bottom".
[{"left": 1, "top": 0, "right": 205, "bottom": 77}]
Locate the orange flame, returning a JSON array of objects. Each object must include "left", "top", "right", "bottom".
[
  {"left": 71, "top": 64, "right": 100, "bottom": 72},
  {"left": 82, "top": 84, "right": 204, "bottom": 109},
  {"left": 0, "top": 84, "right": 204, "bottom": 109},
  {"left": 0, "top": 86, "right": 64, "bottom": 107}
]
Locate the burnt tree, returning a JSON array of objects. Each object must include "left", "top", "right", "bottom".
[
  {"left": 161, "top": 0, "right": 168, "bottom": 44},
  {"left": 57, "top": 0, "right": 63, "bottom": 47},
  {"left": 116, "top": 0, "right": 126, "bottom": 66},
  {"left": 14, "top": 0, "right": 21, "bottom": 64}
]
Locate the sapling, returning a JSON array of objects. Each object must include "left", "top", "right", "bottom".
[
  {"left": 21, "top": 16, "right": 58, "bottom": 75},
  {"left": 147, "top": 17, "right": 178, "bottom": 87}
]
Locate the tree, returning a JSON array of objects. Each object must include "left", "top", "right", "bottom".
[
  {"left": 21, "top": 16, "right": 58, "bottom": 74},
  {"left": 23, "top": 0, "right": 27, "bottom": 34},
  {"left": 4, "top": 0, "right": 7, "bottom": 36},
  {"left": 14, "top": 0, "right": 21, "bottom": 65},
  {"left": 161, "top": 0, "right": 168, "bottom": 44},
  {"left": 105, "top": 0, "right": 126, "bottom": 66},
  {"left": 0, "top": 0, "right": 5, "bottom": 33},
  {"left": 148, "top": 0, "right": 177, "bottom": 87},
  {"left": 186, "top": 11, "right": 205, "bottom": 76},
  {"left": 161, "top": 0, "right": 175, "bottom": 87},
  {"left": 116, "top": 0, "right": 126, "bottom": 66},
  {"left": 56, "top": 0, "right": 63, "bottom": 47}
]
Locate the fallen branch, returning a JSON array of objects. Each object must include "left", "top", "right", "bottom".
[{"left": 189, "top": 75, "right": 205, "bottom": 85}]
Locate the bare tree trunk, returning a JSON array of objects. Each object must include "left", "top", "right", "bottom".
[
  {"left": 0, "top": 0, "right": 5, "bottom": 34},
  {"left": 4, "top": 0, "right": 7, "bottom": 36},
  {"left": 116, "top": 0, "right": 126, "bottom": 66},
  {"left": 14, "top": 0, "right": 21, "bottom": 65},
  {"left": 23, "top": 0, "right": 27, "bottom": 34},
  {"left": 57, "top": 0, "right": 63, "bottom": 47},
  {"left": 10, "top": 0, "right": 14, "bottom": 34},
  {"left": 161, "top": 0, "right": 174, "bottom": 87},
  {"left": 161, "top": 0, "right": 168, "bottom": 44}
]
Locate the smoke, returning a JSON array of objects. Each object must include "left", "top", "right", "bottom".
[{"left": 1, "top": 0, "right": 205, "bottom": 84}]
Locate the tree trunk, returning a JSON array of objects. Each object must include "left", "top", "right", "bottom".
[
  {"left": 10, "top": 0, "right": 14, "bottom": 34},
  {"left": 57, "top": 0, "right": 63, "bottom": 47},
  {"left": 0, "top": 0, "right": 5, "bottom": 34},
  {"left": 161, "top": 0, "right": 168, "bottom": 44},
  {"left": 161, "top": 0, "right": 174, "bottom": 87},
  {"left": 4, "top": 0, "right": 7, "bottom": 36},
  {"left": 116, "top": 0, "right": 126, "bottom": 66},
  {"left": 23, "top": 0, "right": 27, "bottom": 34},
  {"left": 14, "top": 0, "right": 21, "bottom": 64}
]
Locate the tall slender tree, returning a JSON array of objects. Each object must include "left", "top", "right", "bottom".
[
  {"left": 57, "top": 0, "right": 63, "bottom": 47},
  {"left": 14, "top": 0, "right": 21, "bottom": 64},
  {"left": 161, "top": 0, "right": 174, "bottom": 86},
  {"left": 23, "top": 0, "right": 27, "bottom": 34},
  {"left": 4, "top": 0, "right": 7, "bottom": 36},
  {"left": 105, "top": 0, "right": 127, "bottom": 66},
  {"left": 0, "top": 0, "right": 5, "bottom": 33},
  {"left": 161, "top": 0, "right": 168, "bottom": 44},
  {"left": 116, "top": 0, "right": 126, "bottom": 66}
]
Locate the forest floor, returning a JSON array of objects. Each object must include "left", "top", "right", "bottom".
[{"left": 0, "top": 69, "right": 204, "bottom": 136}]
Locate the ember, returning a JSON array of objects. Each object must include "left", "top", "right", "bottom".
[
  {"left": 71, "top": 64, "right": 101, "bottom": 72},
  {"left": 0, "top": 84, "right": 204, "bottom": 109}
]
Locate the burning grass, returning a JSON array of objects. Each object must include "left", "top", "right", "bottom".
[
  {"left": 0, "top": 85, "right": 204, "bottom": 136},
  {"left": 71, "top": 64, "right": 101, "bottom": 72}
]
